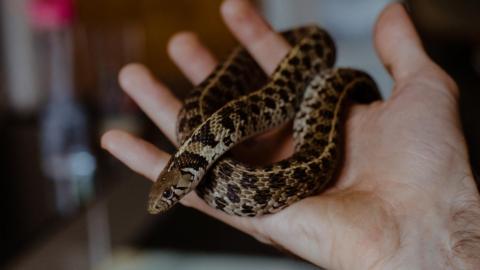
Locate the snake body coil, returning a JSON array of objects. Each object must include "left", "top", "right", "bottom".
[{"left": 148, "top": 25, "right": 380, "bottom": 216}]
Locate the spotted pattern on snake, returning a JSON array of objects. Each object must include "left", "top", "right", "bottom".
[{"left": 147, "top": 25, "right": 381, "bottom": 216}]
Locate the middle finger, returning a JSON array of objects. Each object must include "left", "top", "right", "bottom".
[{"left": 221, "top": 0, "right": 291, "bottom": 74}]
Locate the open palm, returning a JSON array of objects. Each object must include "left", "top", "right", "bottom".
[{"left": 102, "top": 1, "right": 479, "bottom": 269}]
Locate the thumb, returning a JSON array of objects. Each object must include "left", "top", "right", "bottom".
[{"left": 374, "top": 3, "right": 431, "bottom": 81}]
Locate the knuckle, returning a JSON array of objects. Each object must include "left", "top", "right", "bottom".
[{"left": 400, "top": 62, "right": 460, "bottom": 100}]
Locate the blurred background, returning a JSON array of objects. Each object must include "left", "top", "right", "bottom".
[{"left": 0, "top": 0, "right": 478, "bottom": 269}]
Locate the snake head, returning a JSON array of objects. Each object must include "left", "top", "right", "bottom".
[{"left": 148, "top": 168, "right": 193, "bottom": 214}]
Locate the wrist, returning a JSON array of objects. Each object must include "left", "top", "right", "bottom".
[
  {"left": 446, "top": 182, "right": 480, "bottom": 269},
  {"left": 383, "top": 180, "right": 480, "bottom": 270}
]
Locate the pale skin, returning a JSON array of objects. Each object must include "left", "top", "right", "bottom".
[{"left": 101, "top": 0, "right": 480, "bottom": 269}]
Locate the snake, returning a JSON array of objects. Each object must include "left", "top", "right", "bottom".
[{"left": 147, "top": 25, "right": 381, "bottom": 217}]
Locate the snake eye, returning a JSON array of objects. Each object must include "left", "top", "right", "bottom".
[{"left": 162, "top": 189, "right": 174, "bottom": 199}]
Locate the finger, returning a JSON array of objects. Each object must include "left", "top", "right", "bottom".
[
  {"left": 101, "top": 130, "right": 169, "bottom": 181},
  {"left": 118, "top": 63, "right": 181, "bottom": 145},
  {"left": 101, "top": 129, "right": 262, "bottom": 241},
  {"left": 221, "top": 0, "right": 291, "bottom": 74},
  {"left": 374, "top": 3, "right": 431, "bottom": 81},
  {"left": 101, "top": 129, "right": 265, "bottom": 240},
  {"left": 180, "top": 193, "right": 271, "bottom": 243},
  {"left": 167, "top": 31, "right": 218, "bottom": 85}
]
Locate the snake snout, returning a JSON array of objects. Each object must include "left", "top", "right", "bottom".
[{"left": 147, "top": 197, "right": 168, "bottom": 214}]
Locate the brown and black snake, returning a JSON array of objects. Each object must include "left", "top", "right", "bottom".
[{"left": 147, "top": 25, "right": 381, "bottom": 217}]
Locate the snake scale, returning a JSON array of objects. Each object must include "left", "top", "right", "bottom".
[{"left": 147, "top": 25, "right": 381, "bottom": 216}]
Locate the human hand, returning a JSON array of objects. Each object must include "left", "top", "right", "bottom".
[{"left": 101, "top": 0, "right": 480, "bottom": 269}]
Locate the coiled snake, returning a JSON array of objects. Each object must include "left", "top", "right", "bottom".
[{"left": 147, "top": 25, "right": 381, "bottom": 216}]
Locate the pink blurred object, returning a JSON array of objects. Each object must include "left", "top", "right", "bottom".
[{"left": 28, "top": 0, "right": 75, "bottom": 29}]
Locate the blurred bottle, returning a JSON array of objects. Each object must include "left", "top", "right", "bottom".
[{"left": 29, "top": 0, "right": 96, "bottom": 215}]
